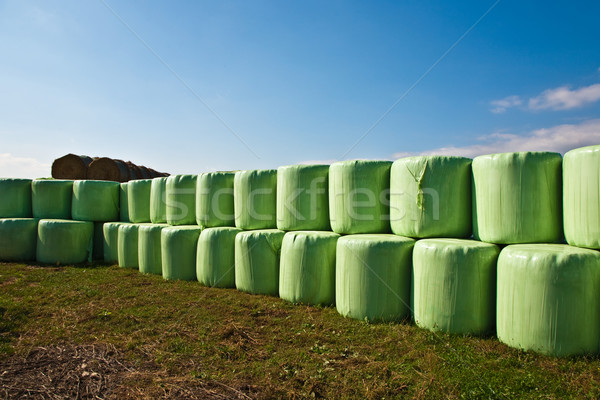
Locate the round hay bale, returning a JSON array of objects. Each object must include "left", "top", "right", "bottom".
[
  {"left": 150, "top": 177, "right": 168, "bottom": 224},
  {"left": 0, "top": 218, "right": 38, "bottom": 262},
  {"left": 472, "top": 152, "right": 563, "bottom": 244},
  {"left": 234, "top": 169, "right": 277, "bottom": 230},
  {"left": 119, "top": 183, "right": 130, "bottom": 222},
  {"left": 276, "top": 165, "right": 330, "bottom": 231},
  {"left": 497, "top": 244, "right": 600, "bottom": 357},
  {"left": 336, "top": 234, "right": 414, "bottom": 322},
  {"left": 412, "top": 238, "right": 499, "bottom": 335},
  {"left": 128, "top": 179, "right": 152, "bottom": 223},
  {"left": 118, "top": 223, "right": 144, "bottom": 269},
  {"left": 235, "top": 229, "right": 285, "bottom": 296},
  {"left": 161, "top": 226, "right": 202, "bottom": 281},
  {"left": 329, "top": 160, "right": 392, "bottom": 234},
  {"left": 102, "top": 222, "right": 129, "bottom": 263},
  {"left": 563, "top": 145, "right": 600, "bottom": 249},
  {"left": 36, "top": 219, "right": 94, "bottom": 264},
  {"left": 196, "top": 172, "right": 236, "bottom": 228},
  {"left": 166, "top": 175, "right": 197, "bottom": 226},
  {"left": 72, "top": 180, "right": 119, "bottom": 222},
  {"left": 51, "top": 154, "right": 93, "bottom": 180},
  {"left": 32, "top": 179, "right": 73, "bottom": 219},
  {"left": 138, "top": 223, "right": 169, "bottom": 275},
  {"left": 0, "top": 178, "right": 32, "bottom": 218},
  {"left": 279, "top": 231, "right": 339, "bottom": 305},
  {"left": 390, "top": 156, "right": 472, "bottom": 238},
  {"left": 197, "top": 227, "right": 242, "bottom": 287},
  {"left": 88, "top": 158, "right": 131, "bottom": 182}
]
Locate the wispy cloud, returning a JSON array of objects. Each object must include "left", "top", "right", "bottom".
[
  {"left": 0, "top": 153, "right": 51, "bottom": 179},
  {"left": 393, "top": 119, "right": 600, "bottom": 159},
  {"left": 490, "top": 76, "right": 600, "bottom": 113},
  {"left": 528, "top": 83, "right": 600, "bottom": 110},
  {"left": 490, "top": 95, "right": 522, "bottom": 114}
]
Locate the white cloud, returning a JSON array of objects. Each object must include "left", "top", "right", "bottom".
[
  {"left": 0, "top": 153, "right": 51, "bottom": 179},
  {"left": 528, "top": 84, "right": 600, "bottom": 110},
  {"left": 490, "top": 95, "right": 522, "bottom": 114},
  {"left": 392, "top": 119, "right": 600, "bottom": 159}
]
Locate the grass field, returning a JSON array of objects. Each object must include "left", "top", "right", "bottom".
[{"left": 1, "top": 262, "right": 599, "bottom": 399}]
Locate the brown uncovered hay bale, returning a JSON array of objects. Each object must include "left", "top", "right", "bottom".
[
  {"left": 51, "top": 154, "right": 93, "bottom": 180},
  {"left": 88, "top": 158, "right": 132, "bottom": 182}
]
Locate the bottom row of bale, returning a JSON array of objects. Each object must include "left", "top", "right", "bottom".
[{"left": 1, "top": 217, "right": 599, "bottom": 358}]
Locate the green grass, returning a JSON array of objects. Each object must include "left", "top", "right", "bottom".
[{"left": 1, "top": 262, "right": 599, "bottom": 399}]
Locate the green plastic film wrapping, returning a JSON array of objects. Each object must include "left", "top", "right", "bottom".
[
  {"left": 128, "top": 179, "right": 152, "bottom": 223},
  {"left": 161, "top": 225, "right": 202, "bottom": 281},
  {"left": 196, "top": 172, "right": 236, "bottom": 228},
  {"left": 102, "top": 222, "right": 128, "bottom": 263},
  {"left": 235, "top": 229, "right": 285, "bottom": 296},
  {"left": 92, "top": 222, "right": 104, "bottom": 261},
  {"left": 117, "top": 223, "right": 143, "bottom": 269},
  {"left": 276, "top": 165, "right": 330, "bottom": 231},
  {"left": 72, "top": 180, "right": 119, "bottom": 222},
  {"left": 497, "top": 244, "right": 600, "bottom": 357},
  {"left": 472, "top": 152, "right": 563, "bottom": 244},
  {"left": 336, "top": 234, "right": 415, "bottom": 322},
  {"left": 0, "top": 218, "right": 38, "bottom": 261},
  {"left": 119, "top": 183, "right": 130, "bottom": 222},
  {"left": 563, "top": 145, "right": 600, "bottom": 249},
  {"left": 166, "top": 175, "right": 197, "bottom": 226},
  {"left": 32, "top": 180, "right": 73, "bottom": 219},
  {"left": 150, "top": 177, "right": 167, "bottom": 224},
  {"left": 279, "top": 231, "right": 339, "bottom": 306},
  {"left": 197, "top": 227, "right": 242, "bottom": 287},
  {"left": 390, "top": 156, "right": 472, "bottom": 238},
  {"left": 138, "top": 223, "right": 169, "bottom": 275},
  {"left": 36, "top": 219, "right": 94, "bottom": 264},
  {"left": 412, "top": 239, "right": 499, "bottom": 335},
  {"left": 0, "top": 178, "right": 32, "bottom": 218},
  {"left": 234, "top": 170, "right": 277, "bottom": 230},
  {"left": 329, "top": 160, "right": 392, "bottom": 234}
]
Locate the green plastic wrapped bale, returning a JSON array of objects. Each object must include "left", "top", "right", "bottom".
[
  {"left": 563, "top": 145, "right": 600, "bottom": 249},
  {"left": 138, "top": 223, "right": 169, "bottom": 275},
  {"left": 235, "top": 229, "right": 285, "bottom": 296},
  {"left": 276, "top": 165, "right": 330, "bottom": 231},
  {"left": 0, "top": 218, "right": 38, "bottom": 261},
  {"left": 412, "top": 239, "right": 499, "bottom": 335},
  {"left": 103, "top": 222, "right": 129, "bottom": 263},
  {"left": 118, "top": 223, "right": 144, "bottom": 269},
  {"left": 166, "top": 175, "right": 197, "bottom": 226},
  {"left": 497, "top": 244, "right": 600, "bottom": 357},
  {"left": 0, "top": 178, "right": 32, "bottom": 218},
  {"left": 279, "top": 231, "right": 339, "bottom": 305},
  {"left": 120, "top": 183, "right": 130, "bottom": 222},
  {"left": 196, "top": 172, "right": 236, "bottom": 228},
  {"left": 390, "top": 156, "right": 472, "bottom": 238},
  {"left": 234, "top": 170, "right": 277, "bottom": 230},
  {"left": 36, "top": 219, "right": 94, "bottom": 264},
  {"left": 150, "top": 177, "right": 167, "bottom": 224},
  {"left": 336, "top": 234, "right": 414, "bottom": 322},
  {"left": 92, "top": 222, "right": 105, "bottom": 261},
  {"left": 161, "top": 225, "right": 202, "bottom": 280},
  {"left": 128, "top": 179, "right": 152, "bottom": 223},
  {"left": 32, "top": 179, "right": 73, "bottom": 219},
  {"left": 329, "top": 160, "right": 392, "bottom": 234},
  {"left": 197, "top": 227, "right": 242, "bottom": 287},
  {"left": 72, "top": 180, "right": 119, "bottom": 222},
  {"left": 472, "top": 152, "right": 563, "bottom": 244}
]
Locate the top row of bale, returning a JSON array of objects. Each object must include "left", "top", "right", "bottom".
[
  {"left": 51, "top": 153, "right": 169, "bottom": 182},
  {"left": 2, "top": 145, "right": 599, "bottom": 248}
]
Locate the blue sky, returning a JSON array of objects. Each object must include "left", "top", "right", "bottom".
[{"left": 1, "top": 0, "right": 599, "bottom": 178}]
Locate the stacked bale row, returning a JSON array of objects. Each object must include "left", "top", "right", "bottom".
[
  {"left": 3, "top": 145, "right": 600, "bottom": 358},
  {"left": 51, "top": 153, "right": 169, "bottom": 182}
]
